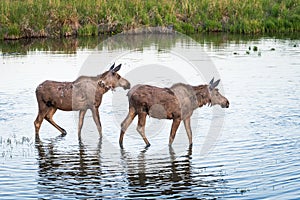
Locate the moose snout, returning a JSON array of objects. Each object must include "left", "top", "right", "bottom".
[
  {"left": 221, "top": 100, "right": 229, "bottom": 108},
  {"left": 119, "top": 78, "right": 131, "bottom": 90},
  {"left": 125, "top": 82, "right": 131, "bottom": 90},
  {"left": 123, "top": 82, "right": 131, "bottom": 90},
  {"left": 225, "top": 100, "right": 229, "bottom": 108}
]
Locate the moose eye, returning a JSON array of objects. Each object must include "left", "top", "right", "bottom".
[{"left": 98, "top": 81, "right": 105, "bottom": 87}]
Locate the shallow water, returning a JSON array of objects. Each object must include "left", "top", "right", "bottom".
[{"left": 0, "top": 34, "right": 299, "bottom": 199}]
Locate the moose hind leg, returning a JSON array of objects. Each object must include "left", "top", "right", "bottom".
[
  {"left": 34, "top": 103, "right": 50, "bottom": 135},
  {"left": 119, "top": 107, "right": 137, "bottom": 147},
  {"left": 169, "top": 118, "right": 181, "bottom": 146},
  {"left": 34, "top": 112, "right": 47, "bottom": 135},
  {"left": 45, "top": 107, "right": 67, "bottom": 135},
  {"left": 136, "top": 112, "right": 150, "bottom": 147}
]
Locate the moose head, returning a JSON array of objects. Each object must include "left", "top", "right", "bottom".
[
  {"left": 209, "top": 78, "right": 229, "bottom": 108},
  {"left": 98, "top": 63, "right": 131, "bottom": 91}
]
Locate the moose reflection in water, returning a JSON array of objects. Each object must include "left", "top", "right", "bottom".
[
  {"left": 119, "top": 146, "right": 228, "bottom": 198},
  {"left": 34, "top": 63, "right": 131, "bottom": 138},
  {"left": 35, "top": 137, "right": 227, "bottom": 198},
  {"left": 119, "top": 78, "right": 229, "bottom": 147},
  {"left": 120, "top": 146, "right": 193, "bottom": 188},
  {"left": 35, "top": 136, "right": 104, "bottom": 198}
]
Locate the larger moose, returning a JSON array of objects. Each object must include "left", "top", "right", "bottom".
[
  {"left": 119, "top": 78, "right": 229, "bottom": 147},
  {"left": 34, "top": 63, "right": 130, "bottom": 138}
]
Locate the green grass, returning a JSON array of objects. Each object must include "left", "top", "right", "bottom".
[{"left": 0, "top": 0, "right": 299, "bottom": 39}]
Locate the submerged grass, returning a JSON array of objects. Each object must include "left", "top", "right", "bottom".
[{"left": 0, "top": 0, "right": 299, "bottom": 39}]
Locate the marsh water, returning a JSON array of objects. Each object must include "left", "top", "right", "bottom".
[{"left": 0, "top": 33, "right": 299, "bottom": 199}]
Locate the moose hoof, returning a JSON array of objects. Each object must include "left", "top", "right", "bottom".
[
  {"left": 145, "top": 143, "right": 151, "bottom": 148},
  {"left": 61, "top": 130, "right": 67, "bottom": 136},
  {"left": 119, "top": 142, "right": 124, "bottom": 149}
]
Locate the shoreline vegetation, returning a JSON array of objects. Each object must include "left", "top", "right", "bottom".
[{"left": 0, "top": 0, "right": 299, "bottom": 40}]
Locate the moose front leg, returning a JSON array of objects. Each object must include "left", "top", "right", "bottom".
[
  {"left": 183, "top": 116, "right": 193, "bottom": 146},
  {"left": 91, "top": 107, "right": 102, "bottom": 137},
  {"left": 78, "top": 109, "right": 87, "bottom": 139},
  {"left": 169, "top": 118, "right": 181, "bottom": 146}
]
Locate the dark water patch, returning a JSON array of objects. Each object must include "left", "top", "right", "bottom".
[{"left": 0, "top": 37, "right": 106, "bottom": 55}]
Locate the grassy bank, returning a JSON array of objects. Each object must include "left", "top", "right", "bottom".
[{"left": 0, "top": 0, "right": 299, "bottom": 39}]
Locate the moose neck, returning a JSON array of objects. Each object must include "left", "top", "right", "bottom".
[{"left": 192, "top": 85, "right": 211, "bottom": 108}]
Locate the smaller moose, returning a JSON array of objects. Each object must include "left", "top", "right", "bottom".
[
  {"left": 34, "top": 63, "right": 130, "bottom": 138},
  {"left": 119, "top": 78, "right": 229, "bottom": 148}
]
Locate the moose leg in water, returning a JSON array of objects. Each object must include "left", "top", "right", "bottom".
[
  {"left": 119, "top": 107, "right": 137, "bottom": 147},
  {"left": 45, "top": 107, "right": 67, "bottom": 135},
  {"left": 183, "top": 116, "right": 192, "bottom": 146},
  {"left": 136, "top": 112, "right": 151, "bottom": 147},
  {"left": 169, "top": 118, "right": 181, "bottom": 145},
  {"left": 91, "top": 106, "right": 102, "bottom": 137},
  {"left": 34, "top": 103, "right": 49, "bottom": 135},
  {"left": 78, "top": 109, "right": 87, "bottom": 138}
]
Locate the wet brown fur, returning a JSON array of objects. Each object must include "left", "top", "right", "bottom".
[
  {"left": 119, "top": 82, "right": 229, "bottom": 147},
  {"left": 34, "top": 66, "right": 130, "bottom": 138}
]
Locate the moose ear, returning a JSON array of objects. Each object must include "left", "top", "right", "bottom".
[
  {"left": 112, "top": 64, "right": 121, "bottom": 73},
  {"left": 209, "top": 77, "right": 214, "bottom": 86},
  {"left": 209, "top": 78, "right": 220, "bottom": 90},
  {"left": 212, "top": 79, "right": 220, "bottom": 89},
  {"left": 109, "top": 63, "right": 115, "bottom": 71},
  {"left": 213, "top": 79, "right": 220, "bottom": 88}
]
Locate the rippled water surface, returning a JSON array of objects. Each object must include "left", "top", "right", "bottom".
[{"left": 0, "top": 34, "right": 299, "bottom": 199}]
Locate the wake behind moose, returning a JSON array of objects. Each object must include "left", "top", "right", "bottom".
[
  {"left": 34, "top": 63, "right": 130, "bottom": 138},
  {"left": 119, "top": 78, "right": 229, "bottom": 148}
]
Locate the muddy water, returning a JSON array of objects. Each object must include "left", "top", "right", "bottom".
[{"left": 0, "top": 34, "right": 299, "bottom": 199}]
